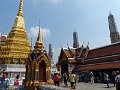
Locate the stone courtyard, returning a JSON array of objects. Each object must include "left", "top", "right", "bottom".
[
  {"left": 38, "top": 82, "right": 116, "bottom": 90},
  {"left": 10, "top": 82, "right": 116, "bottom": 90}
]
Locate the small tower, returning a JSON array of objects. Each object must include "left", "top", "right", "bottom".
[
  {"left": 108, "top": 12, "right": 120, "bottom": 43},
  {"left": 73, "top": 31, "right": 79, "bottom": 48},
  {"left": 26, "top": 23, "right": 53, "bottom": 90},
  {"left": 34, "top": 24, "right": 44, "bottom": 50},
  {"left": 48, "top": 43, "right": 53, "bottom": 62}
]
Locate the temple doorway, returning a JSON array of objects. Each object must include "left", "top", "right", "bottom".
[
  {"left": 39, "top": 60, "right": 46, "bottom": 82},
  {"left": 61, "top": 64, "right": 68, "bottom": 74}
]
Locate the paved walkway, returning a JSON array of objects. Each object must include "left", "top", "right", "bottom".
[
  {"left": 74, "top": 82, "right": 116, "bottom": 90},
  {"left": 10, "top": 83, "right": 116, "bottom": 90},
  {"left": 40, "top": 83, "right": 116, "bottom": 90}
]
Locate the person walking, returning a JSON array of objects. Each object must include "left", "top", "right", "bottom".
[
  {"left": 104, "top": 72, "right": 110, "bottom": 88},
  {"left": 69, "top": 74, "right": 76, "bottom": 89},
  {"left": 63, "top": 73, "right": 68, "bottom": 86},
  {"left": 115, "top": 71, "right": 120, "bottom": 90},
  {"left": 0, "top": 72, "right": 10, "bottom": 90},
  {"left": 112, "top": 71, "right": 117, "bottom": 87},
  {"left": 53, "top": 73, "right": 60, "bottom": 86},
  {"left": 90, "top": 71, "right": 94, "bottom": 84},
  {"left": 14, "top": 75, "right": 19, "bottom": 85}
]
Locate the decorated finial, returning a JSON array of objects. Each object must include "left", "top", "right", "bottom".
[
  {"left": 37, "top": 20, "right": 42, "bottom": 42},
  {"left": 17, "top": 0, "right": 23, "bottom": 16},
  {"left": 38, "top": 19, "right": 41, "bottom": 39},
  {"left": 31, "top": 36, "right": 32, "bottom": 48},
  {"left": 34, "top": 20, "right": 44, "bottom": 50}
]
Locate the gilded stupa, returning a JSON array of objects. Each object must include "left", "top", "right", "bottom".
[{"left": 0, "top": 0, "right": 31, "bottom": 64}]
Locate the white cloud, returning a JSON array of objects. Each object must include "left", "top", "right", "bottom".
[{"left": 29, "top": 26, "right": 51, "bottom": 38}]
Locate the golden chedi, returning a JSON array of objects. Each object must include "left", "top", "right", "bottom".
[{"left": 0, "top": 0, "right": 31, "bottom": 64}]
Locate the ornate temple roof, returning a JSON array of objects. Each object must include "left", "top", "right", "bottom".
[
  {"left": 29, "top": 26, "right": 49, "bottom": 62},
  {"left": 0, "top": 0, "right": 31, "bottom": 61},
  {"left": 34, "top": 27, "right": 44, "bottom": 50},
  {"left": 58, "top": 42, "right": 120, "bottom": 71},
  {"left": 87, "top": 42, "right": 120, "bottom": 59},
  {"left": 58, "top": 44, "right": 89, "bottom": 64},
  {"left": 75, "top": 61, "right": 120, "bottom": 71}
]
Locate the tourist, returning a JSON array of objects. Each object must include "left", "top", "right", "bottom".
[
  {"left": 69, "top": 73, "right": 76, "bottom": 89},
  {"left": 0, "top": 72, "right": 10, "bottom": 90},
  {"left": 53, "top": 73, "right": 60, "bottom": 86},
  {"left": 115, "top": 71, "right": 120, "bottom": 90},
  {"left": 14, "top": 75, "right": 19, "bottom": 85},
  {"left": 63, "top": 73, "right": 68, "bottom": 86},
  {"left": 22, "top": 79, "right": 26, "bottom": 86},
  {"left": 74, "top": 74, "right": 77, "bottom": 86},
  {"left": 112, "top": 71, "right": 117, "bottom": 87},
  {"left": 104, "top": 72, "right": 109, "bottom": 88},
  {"left": 90, "top": 71, "right": 94, "bottom": 84}
]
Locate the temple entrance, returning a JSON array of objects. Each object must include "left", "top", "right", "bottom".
[
  {"left": 39, "top": 60, "right": 46, "bottom": 82},
  {"left": 61, "top": 64, "right": 68, "bottom": 74}
]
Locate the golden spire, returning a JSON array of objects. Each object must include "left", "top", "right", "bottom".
[
  {"left": 0, "top": 0, "right": 31, "bottom": 64},
  {"left": 12, "top": 0, "right": 25, "bottom": 29},
  {"left": 34, "top": 20, "right": 44, "bottom": 50},
  {"left": 37, "top": 24, "right": 43, "bottom": 43},
  {"left": 17, "top": 0, "right": 23, "bottom": 16}
]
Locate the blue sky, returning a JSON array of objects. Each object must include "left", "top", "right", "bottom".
[{"left": 0, "top": 0, "right": 120, "bottom": 62}]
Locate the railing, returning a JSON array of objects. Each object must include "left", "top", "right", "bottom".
[{"left": 0, "top": 64, "right": 25, "bottom": 69}]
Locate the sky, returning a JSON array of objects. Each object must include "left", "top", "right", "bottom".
[{"left": 0, "top": 0, "right": 120, "bottom": 62}]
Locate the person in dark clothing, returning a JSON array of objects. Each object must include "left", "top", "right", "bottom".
[
  {"left": 14, "top": 75, "right": 19, "bottom": 85},
  {"left": 0, "top": 72, "right": 10, "bottom": 90},
  {"left": 112, "top": 71, "right": 117, "bottom": 87},
  {"left": 63, "top": 73, "right": 68, "bottom": 86},
  {"left": 115, "top": 71, "right": 120, "bottom": 90},
  {"left": 104, "top": 72, "right": 109, "bottom": 88}
]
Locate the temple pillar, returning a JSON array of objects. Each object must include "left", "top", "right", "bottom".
[
  {"left": 20, "top": 72, "right": 21, "bottom": 79},
  {"left": 35, "top": 69, "right": 39, "bottom": 80},
  {"left": 68, "top": 64, "right": 71, "bottom": 73}
]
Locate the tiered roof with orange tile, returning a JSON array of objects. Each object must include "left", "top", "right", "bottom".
[{"left": 58, "top": 42, "right": 120, "bottom": 71}]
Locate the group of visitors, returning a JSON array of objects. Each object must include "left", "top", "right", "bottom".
[
  {"left": 103, "top": 71, "right": 120, "bottom": 90},
  {"left": 0, "top": 72, "right": 20, "bottom": 90},
  {"left": 89, "top": 71, "right": 120, "bottom": 89},
  {"left": 88, "top": 71, "right": 120, "bottom": 90},
  {"left": 52, "top": 73, "right": 77, "bottom": 89},
  {"left": 53, "top": 72, "right": 79, "bottom": 89},
  {"left": 52, "top": 70, "right": 120, "bottom": 90}
]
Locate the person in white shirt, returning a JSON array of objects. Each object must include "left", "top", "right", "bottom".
[
  {"left": 90, "top": 71, "right": 94, "bottom": 84},
  {"left": 104, "top": 72, "right": 109, "bottom": 88}
]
